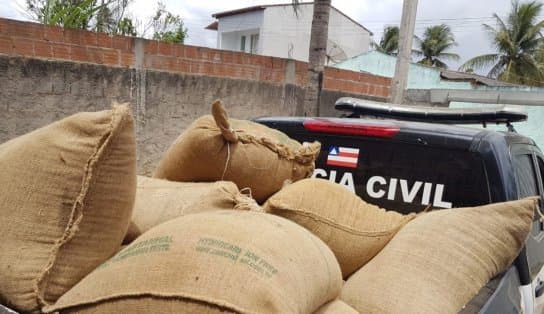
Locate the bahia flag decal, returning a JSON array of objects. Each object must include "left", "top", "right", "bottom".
[{"left": 327, "top": 146, "right": 359, "bottom": 168}]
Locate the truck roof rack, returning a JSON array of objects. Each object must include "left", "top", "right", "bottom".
[{"left": 335, "top": 97, "right": 528, "bottom": 127}]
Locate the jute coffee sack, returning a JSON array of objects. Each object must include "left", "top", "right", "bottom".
[
  {"left": 55, "top": 298, "right": 238, "bottom": 314},
  {"left": 341, "top": 198, "right": 537, "bottom": 314},
  {"left": 264, "top": 178, "right": 415, "bottom": 278},
  {"left": 125, "top": 176, "right": 245, "bottom": 242},
  {"left": 153, "top": 100, "right": 321, "bottom": 202},
  {"left": 314, "top": 300, "right": 358, "bottom": 314},
  {"left": 0, "top": 104, "right": 137, "bottom": 313},
  {"left": 45, "top": 210, "right": 342, "bottom": 314}
]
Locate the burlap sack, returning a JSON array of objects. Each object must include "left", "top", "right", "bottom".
[
  {"left": 55, "top": 298, "right": 237, "bottom": 314},
  {"left": 44, "top": 210, "right": 342, "bottom": 314},
  {"left": 0, "top": 105, "right": 136, "bottom": 313},
  {"left": 341, "top": 198, "right": 537, "bottom": 314},
  {"left": 125, "top": 176, "right": 242, "bottom": 242},
  {"left": 314, "top": 300, "right": 358, "bottom": 314},
  {"left": 264, "top": 178, "right": 415, "bottom": 278},
  {"left": 123, "top": 221, "right": 142, "bottom": 245},
  {"left": 153, "top": 100, "right": 321, "bottom": 202}
]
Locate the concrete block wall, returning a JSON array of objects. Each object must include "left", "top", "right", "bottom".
[
  {"left": 0, "top": 18, "right": 391, "bottom": 96},
  {"left": 0, "top": 17, "right": 391, "bottom": 173}
]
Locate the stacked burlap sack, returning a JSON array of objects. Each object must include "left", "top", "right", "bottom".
[
  {"left": 153, "top": 99, "right": 321, "bottom": 203},
  {"left": 124, "top": 99, "right": 323, "bottom": 241},
  {"left": 339, "top": 197, "right": 537, "bottom": 314},
  {"left": 1, "top": 100, "right": 337, "bottom": 314},
  {"left": 264, "top": 178, "right": 417, "bottom": 278},
  {"left": 263, "top": 177, "right": 536, "bottom": 314},
  {"left": 123, "top": 176, "right": 243, "bottom": 243},
  {"left": 44, "top": 210, "right": 343, "bottom": 313},
  {"left": 0, "top": 99, "right": 538, "bottom": 314},
  {"left": 0, "top": 104, "right": 137, "bottom": 313},
  {"left": 50, "top": 101, "right": 341, "bottom": 313}
]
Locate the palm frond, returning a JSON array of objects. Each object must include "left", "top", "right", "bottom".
[
  {"left": 459, "top": 53, "right": 500, "bottom": 71},
  {"left": 413, "top": 24, "right": 458, "bottom": 68},
  {"left": 433, "top": 58, "right": 448, "bottom": 69},
  {"left": 438, "top": 52, "right": 460, "bottom": 61},
  {"left": 492, "top": 13, "right": 508, "bottom": 33},
  {"left": 488, "top": 58, "right": 507, "bottom": 78},
  {"left": 482, "top": 23, "right": 499, "bottom": 37},
  {"left": 519, "top": 20, "right": 544, "bottom": 49},
  {"left": 375, "top": 25, "right": 399, "bottom": 55},
  {"left": 519, "top": 53, "right": 544, "bottom": 78}
]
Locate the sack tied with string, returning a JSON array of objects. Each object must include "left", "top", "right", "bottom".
[
  {"left": 124, "top": 176, "right": 260, "bottom": 243},
  {"left": 153, "top": 100, "right": 321, "bottom": 203}
]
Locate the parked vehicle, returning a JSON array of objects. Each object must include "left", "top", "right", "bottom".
[{"left": 254, "top": 97, "right": 544, "bottom": 314}]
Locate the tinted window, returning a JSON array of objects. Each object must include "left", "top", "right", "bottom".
[
  {"left": 514, "top": 154, "right": 538, "bottom": 198},
  {"left": 520, "top": 154, "right": 544, "bottom": 280},
  {"left": 306, "top": 136, "right": 490, "bottom": 214}
]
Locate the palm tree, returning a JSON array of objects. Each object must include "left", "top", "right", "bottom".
[
  {"left": 292, "top": 0, "right": 331, "bottom": 116},
  {"left": 459, "top": 0, "right": 544, "bottom": 85},
  {"left": 374, "top": 26, "right": 399, "bottom": 55},
  {"left": 537, "top": 44, "right": 544, "bottom": 73},
  {"left": 413, "top": 24, "right": 459, "bottom": 68}
]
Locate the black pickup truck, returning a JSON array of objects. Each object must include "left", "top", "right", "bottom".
[{"left": 254, "top": 97, "right": 544, "bottom": 314}]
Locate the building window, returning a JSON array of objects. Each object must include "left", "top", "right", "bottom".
[
  {"left": 240, "top": 35, "right": 246, "bottom": 52},
  {"left": 250, "top": 34, "right": 259, "bottom": 54}
]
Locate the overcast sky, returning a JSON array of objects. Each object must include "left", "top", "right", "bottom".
[{"left": 0, "top": 0, "right": 527, "bottom": 72}]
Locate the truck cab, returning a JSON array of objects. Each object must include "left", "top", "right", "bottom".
[{"left": 254, "top": 97, "right": 544, "bottom": 314}]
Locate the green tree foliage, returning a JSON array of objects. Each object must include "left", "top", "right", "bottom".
[
  {"left": 537, "top": 45, "right": 544, "bottom": 73},
  {"left": 26, "top": 0, "right": 135, "bottom": 35},
  {"left": 26, "top": 0, "right": 102, "bottom": 29},
  {"left": 116, "top": 16, "right": 136, "bottom": 36},
  {"left": 413, "top": 24, "right": 460, "bottom": 69},
  {"left": 150, "top": 2, "right": 187, "bottom": 43},
  {"left": 94, "top": 0, "right": 134, "bottom": 35},
  {"left": 26, "top": 0, "right": 186, "bottom": 42},
  {"left": 374, "top": 26, "right": 399, "bottom": 55},
  {"left": 459, "top": 0, "right": 544, "bottom": 86}
]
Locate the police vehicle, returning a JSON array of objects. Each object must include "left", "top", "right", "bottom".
[{"left": 254, "top": 97, "right": 544, "bottom": 314}]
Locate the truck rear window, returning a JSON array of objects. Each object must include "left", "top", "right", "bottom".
[{"left": 310, "top": 138, "right": 490, "bottom": 214}]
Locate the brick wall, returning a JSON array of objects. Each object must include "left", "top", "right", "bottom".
[
  {"left": 0, "top": 17, "right": 391, "bottom": 99},
  {"left": 0, "top": 17, "right": 391, "bottom": 173}
]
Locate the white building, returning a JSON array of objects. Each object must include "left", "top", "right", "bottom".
[{"left": 205, "top": 3, "right": 372, "bottom": 64}]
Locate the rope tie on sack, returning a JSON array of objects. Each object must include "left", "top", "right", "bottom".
[
  {"left": 296, "top": 141, "right": 322, "bottom": 164},
  {"left": 240, "top": 187, "right": 253, "bottom": 198},
  {"left": 221, "top": 142, "right": 231, "bottom": 180},
  {"left": 212, "top": 100, "right": 238, "bottom": 180},
  {"left": 212, "top": 100, "right": 238, "bottom": 143},
  {"left": 233, "top": 188, "right": 263, "bottom": 212},
  {"left": 211, "top": 99, "right": 321, "bottom": 168},
  {"left": 243, "top": 135, "right": 321, "bottom": 164}
]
